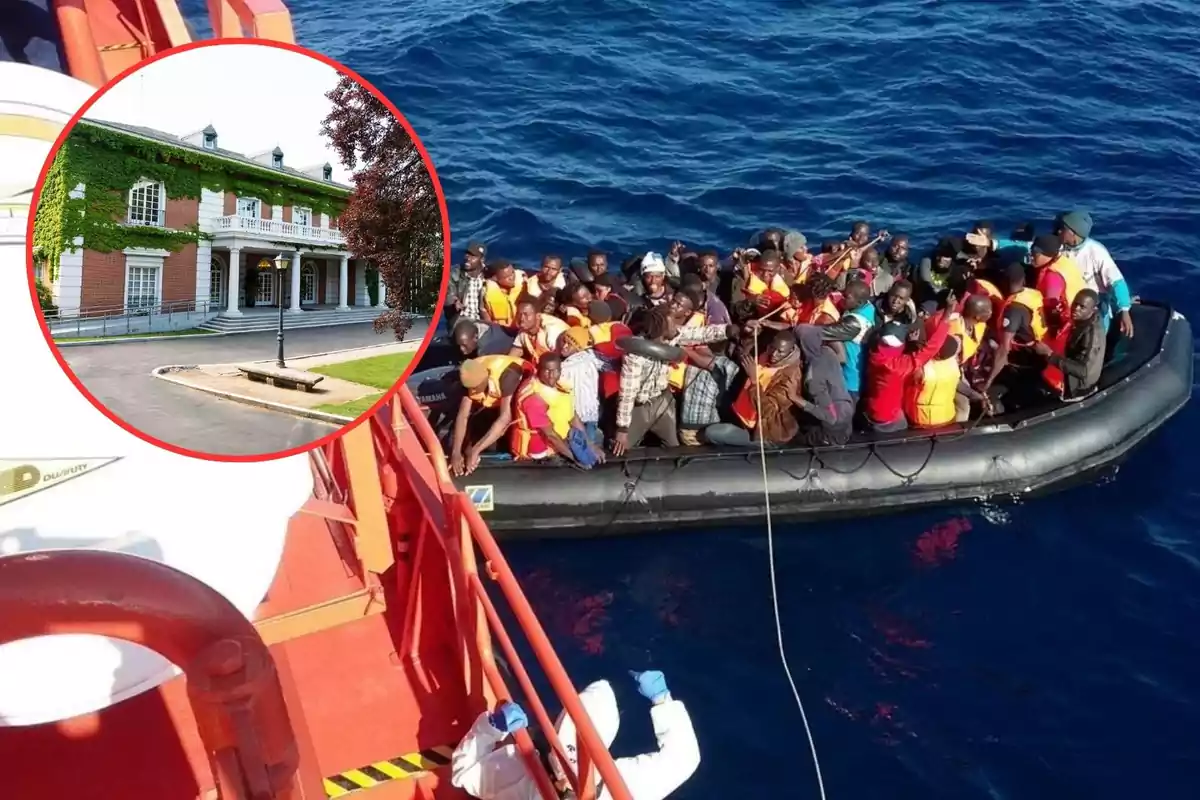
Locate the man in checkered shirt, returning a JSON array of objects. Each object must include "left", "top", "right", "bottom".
[
  {"left": 612, "top": 305, "right": 736, "bottom": 456},
  {"left": 446, "top": 241, "right": 487, "bottom": 329}
]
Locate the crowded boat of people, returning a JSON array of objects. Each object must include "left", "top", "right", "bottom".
[{"left": 433, "top": 212, "right": 1136, "bottom": 477}]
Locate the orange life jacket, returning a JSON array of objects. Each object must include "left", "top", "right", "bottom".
[
  {"left": 516, "top": 314, "right": 570, "bottom": 361},
  {"left": 562, "top": 305, "right": 590, "bottom": 327},
  {"left": 1041, "top": 322, "right": 1073, "bottom": 395},
  {"left": 731, "top": 360, "right": 782, "bottom": 429},
  {"left": 465, "top": 355, "right": 530, "bottom": 409},
  {"left": 667, "top": 312, "right": 707, "bottom": 390},
  {"left": 745, "top": 271, "right": 791, "bottom": 312},
  {"left": 967, "top": 277, "right": 1003, "bottom": 305},
  {"left": 1035, "top": 255, "right": 1086, "bottom": 331},
  {"left": 793, "top": 296, "right": 841, "bottom": 325}
]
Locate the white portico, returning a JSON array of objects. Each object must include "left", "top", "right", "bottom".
[{"left": 202, "top": 203, "right": 383, "bottom": 316}]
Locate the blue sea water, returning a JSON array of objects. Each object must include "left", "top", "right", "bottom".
[{"left": 184, "top": 0, "right": 1200, "bottom": 796}]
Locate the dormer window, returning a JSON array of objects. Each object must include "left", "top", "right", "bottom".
[
  {"left": 203, "top": 133, "right": 216, "bottom": 150},
  {"left": 273, "top": 154, "right": 283, "bottom": 168},
  {"left": 323, "top": 165, "right": 333, "bottom": 181},
  {"left": 128, "top": 180, "right": 165, "bottom": 227}
]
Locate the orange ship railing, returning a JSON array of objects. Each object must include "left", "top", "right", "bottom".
[
  {"left": 54, "top": 0, "right": 295, "bottom": 87},
  {"left": 313, "top": 389, "right": 633, "bottom": 800}
]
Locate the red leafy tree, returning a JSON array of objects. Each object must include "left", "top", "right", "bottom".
[{"left": 322, "top": 75, "right": 443, "bottom": 340}]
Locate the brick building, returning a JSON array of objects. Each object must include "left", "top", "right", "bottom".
[{"left": 45, "top": 119, "right": 385, "bottom": 318}]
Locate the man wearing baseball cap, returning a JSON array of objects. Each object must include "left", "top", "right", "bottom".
[{"left": 446, "top": 240, "right": 488, "bottom": 330}]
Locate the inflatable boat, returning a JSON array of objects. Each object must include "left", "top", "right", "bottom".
[{"left": 408, "top": 302, "right": 1192, "bottom": 539}]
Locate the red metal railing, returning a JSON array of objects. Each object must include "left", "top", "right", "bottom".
[{"left": 327, "top": 388, "right": 633, "bottom": 800}]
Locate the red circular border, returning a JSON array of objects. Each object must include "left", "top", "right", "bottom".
[{"left": 23, "top": 38, "right": 451, "bottom": 464}]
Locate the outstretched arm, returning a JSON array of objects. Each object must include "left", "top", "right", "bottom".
[
  {"left": 450, "top": 707, "right": 535, "bottom": 800},
  {"left": 612, "top": 697, "right": 702, "bottom": 800}
]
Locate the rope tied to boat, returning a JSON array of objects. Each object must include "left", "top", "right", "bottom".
[{"left": 750, "top": 333, "right": 828, "bottom": 800}]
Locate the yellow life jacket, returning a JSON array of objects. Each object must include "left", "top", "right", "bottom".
[
  {"left": 667, "top": 311, "right": 707, "bottom": 390},
  {"left": 947, "top": 313, "right": 986, "bottom": 364},
  {"left": 905, "top": 357, "right": 961, "bottom": 428},
  {"left": 511, "top": 378, "right": 575, "bottom": 459},
  {"left": 465, "top": 355, "right": 528, "bottom": 409},
  {"left": 517, "top": 314, "right": 570, "bottom": 361},
  {"left": 997, "top": 287, "right": 1048, "bottom": 343},
  {"left": 483, "top": 280, "right": 523, "bottom": 327}
]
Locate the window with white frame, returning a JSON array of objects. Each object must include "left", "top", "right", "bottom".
[
  {"left": 203, "top": 134, "right": 216, "bottom": 149},
  {"left": 125, "top": 260, "right": 160, "bottom": 312},
  {"left": 323, "top": 165, "right": 332, "bottom": 181},
  {"left": 128, "top": 180, "right": 165, "bottom": 227},
  {"left": 294, "top": 206, "right": 312, "bottom": 227},
  {"left": 272, "top": 154, "right": 283, "bottom": 168},
  {"left": 237, "top": 197, "right": 260, "bottom": 218}
]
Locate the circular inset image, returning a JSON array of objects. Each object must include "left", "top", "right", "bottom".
[{"left": 27, "top": 40, "right": 450, "bottom": 461}]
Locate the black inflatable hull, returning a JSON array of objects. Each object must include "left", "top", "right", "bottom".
[{"left": 416, "top": 303, "right": 1192, "bottom": 539}]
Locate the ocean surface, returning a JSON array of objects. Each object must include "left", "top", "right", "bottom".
[{"left": 184, "top": 1, "right": 1200, "bottom": 796}]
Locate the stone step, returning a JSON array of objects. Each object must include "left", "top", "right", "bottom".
[{"left": 199, "top": 308, "right": 382, "bottom": 333}]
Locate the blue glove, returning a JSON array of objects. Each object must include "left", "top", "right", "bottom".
[
  {"left": 629, "top": 670, "right": 669, "bottom": 703},
  {"left": 488, "top": 701, "right": 528, "bottom": 734}
]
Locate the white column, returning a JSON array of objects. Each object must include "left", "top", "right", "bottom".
[
  {"left": 337, "top": 254, "right": 350, "bottom": 310},
  {"left": 375, "top": 273, "right": 386, "bottom": 309},
  {"left": 226, "top": 247, "right": 242, "bottom": 316},
  {"left": 289, "top": 251, "right": 302, "bottom": 312}
]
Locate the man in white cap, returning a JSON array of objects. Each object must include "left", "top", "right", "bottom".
[
  {"left": 451, "top": 670, "right": 700, "bottom": 800},
  {"left": 639, "top": 252, "right": 672, "bottom": 306}
]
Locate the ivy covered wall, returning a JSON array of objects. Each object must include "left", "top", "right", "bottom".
[{"left": 34, "top": 122, "right": 350, "bottom": 278}]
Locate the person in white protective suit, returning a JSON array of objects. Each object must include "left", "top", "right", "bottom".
[{"left": 451, "top": 670, "right": 700, "bottom": 800}]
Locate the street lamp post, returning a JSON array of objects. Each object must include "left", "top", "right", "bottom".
[{"left": 258, "top": 253, "right": 289, "bottom": 368}]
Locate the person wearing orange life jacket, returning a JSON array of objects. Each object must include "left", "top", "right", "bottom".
[
  {"left": 862, "top": 291, "right": 955, "bottom": 433},
  {"left": 946, "top": 294, "right": 993, "bottom": 391},
  {"left": 510, "top": 353, "right": 605, "bottom": 467},
  {"left": 509, "top": 298, "right": 570, "bottom": 362},
  {"left": 480, "top": 260, "right": 525, "bottom": 331},
  {"left": 903, "top": 335, "right": 990, "bottom": 428},
  {"left": 978, "top": 261, "right": 1048, "bottom": 411},
  {"left": 451, "top": 355, "right": 532, "bottom": 477},
  {"left": 707, "top": 330, "right": 804, "bottom": 447},
  {"left": 1028, "top": 233, "right": 1086, "bottom": 336},
  {"left": 522, "top": 254, "right": 567, "bottom": 310},
  {"left": 1033, "top": 288, "right": 1105, "bottom": 401},
  {"left": 559, "top": 281, "right": 594, "bottom": 327},
  {"left": 742, "top": 250, "right": 792, "bottom": 315},
  {"left": 782, "top": 231, "right": 813, "bottom": 285},
  {"left": 665, "top": 288, "right": 710, "bottom": 395}
]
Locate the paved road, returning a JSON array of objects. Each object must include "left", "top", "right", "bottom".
[{"left": 59, "top": 319, "right": 432, "bottom": 457}]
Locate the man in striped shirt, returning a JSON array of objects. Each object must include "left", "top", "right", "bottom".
[{"left": 612, "top": 306, "right": 736, "bottom": 456}]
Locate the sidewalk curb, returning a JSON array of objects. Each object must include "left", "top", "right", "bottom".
[
  {"left": 231, "top": 339, "right": 421, "bottom": 366},
  {"left": 51, "top": 313, "right": 432, "bottom": 347},
  {"left": 54, "top": 332, "right": 226, "bottom": 347},
  {"left": 151, "top": 365, "right": 356, "bottom": 426}
]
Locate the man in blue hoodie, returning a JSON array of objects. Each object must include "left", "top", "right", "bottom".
[{"left": 966, "top": 210, "right": 1134, "bottom": 337}]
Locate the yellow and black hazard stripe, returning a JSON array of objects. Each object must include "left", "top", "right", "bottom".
[{"left": 324, "top": 745, "right": 454, "bottom": 797}]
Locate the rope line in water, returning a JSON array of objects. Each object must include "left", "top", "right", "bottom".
[{"left": 751, "top": 333, "right": 828, "bottom": 800}]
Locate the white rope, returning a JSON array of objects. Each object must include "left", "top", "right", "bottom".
[{"left": 752, "top": 332, "right": 828, "bottom": 800}]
